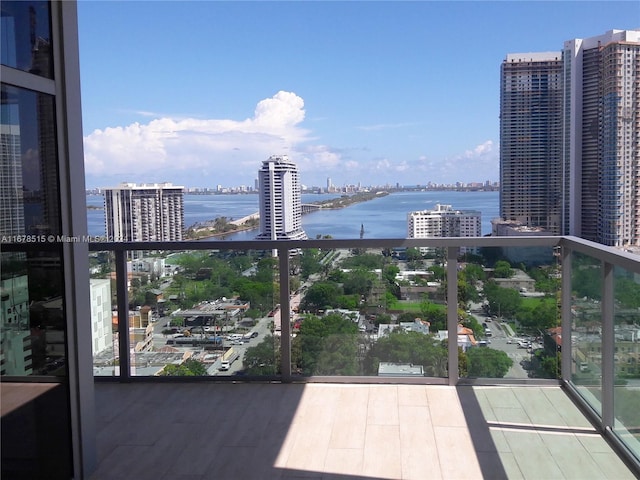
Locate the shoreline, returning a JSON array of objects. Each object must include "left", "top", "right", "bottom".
[{"left": 184, "top": 190, "right": 389, "bottom": 240}]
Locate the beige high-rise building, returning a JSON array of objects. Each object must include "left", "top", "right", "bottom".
[
  {"left": 500, "top": 29, "right": 640, "bottom": 249},
  {"left": 563, "top": 29, "right": 640, "bottom": 248}
]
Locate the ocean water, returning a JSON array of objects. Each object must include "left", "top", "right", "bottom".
[{"left": 86, "top": 190, "right": 499, "bottom": 240}]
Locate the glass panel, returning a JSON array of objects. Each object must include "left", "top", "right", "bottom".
[
  {"left": 293, "top": 246, "right": 448, "bottom": 378},
  {"left": 91, "top": 248, "right": 278, "bottom": 377},
  {"left": 90, "top": 250, "right": 117, "bottom": 376},
  {"left": 1, "top": 83, "right": 64, "bottom": 377},
  {"left": 612, "top": 264, "right": 640, "bottom": 461},
  {"left": 457, "top": 245, "right": 560, "bottom": 380},
  {"left": 570, "top": 251, "right": 603, "bottom": 415},
  {"left": 1, "top": 1, "right": 53, "bottom": 78}
]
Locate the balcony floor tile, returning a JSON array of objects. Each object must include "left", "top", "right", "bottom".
[{"left": 90, "top": 383, "right": 636, "bottom": 480}]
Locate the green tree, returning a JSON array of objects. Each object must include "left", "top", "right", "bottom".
[
  {"left": 341, "top": 253, "right": 383, "bottom": 270},
  {"left": 534, "top": 350, "right": 560, "bottom": 379},
  {"left": 159, "top": 358, "right": 208, "bottom": 376},
  {"left": 483, "top": 281, "right": 521, "bottom": 317},
  {"left": 314, "top": 334, "right": 359, "bottom": 375},
  {"left": 335, "top": 294, "right": 359, "bottom": 310},
  {"left": 397, "top": 312, "right": 420, "bottom": 323},
  {"left": 419, "top": 299, "right": 446, "bottom": 332},
  {"left": 461, "top": 314, "right": 484, "bottom": 339},
  {"left": 255, "top": 257, "right": 277, "bottom": 283},
  {"left": 428, "top": 265, "right": 446, "bottom": 282},
  {"left": 364, "top": 331, "right": 448, "bottom": 376},
  {"left": 244, "top": 335, "right": 279, "bottom": 375},
  {"left": 294, "top": 314, "right": 358, "bottom": 375},
  {"left": 300, "top": 248, "right": 322, "bottom": 279},
  {"left": 615, "top": 277, "right": 640, "bottom": 309},
  {"left": 342, "top": 268, "right": 376, "bottom": 299},
  {"left": 301, "top": 282, "right": 340, "bottom": 313},
  {"left": 493, "top": 260, "right": 513, "bottom": 278},
  {"left": 466, "top": 348, "right": 512, "bottom": 378},
  {"left": 405, "top": 247, "right": 422, "bottom": 262},
  {"left": 383, "top": 264, "right": 400, "bottom": 284},
  {"left": 462, "top": 263, "right": 486, "bottom": 282},
  {"left": 515, "top": 297, "right": 558, "bottom": 332}
]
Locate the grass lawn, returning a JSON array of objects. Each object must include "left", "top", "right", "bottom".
[
  {"left": 390, "top": 300, "right": 446, "bottom": 313},
  {"left": 520, "top": 296, "right": 556, "bottom": 309}
]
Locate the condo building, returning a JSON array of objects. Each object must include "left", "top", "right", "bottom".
[
  {"left": 563, "top": 29, "right": 640, "bottom": 248},
  {"left": 89, "top": 279, "right": 113, "bottom": 356},
  {"left": 500, "top": 29, "right": 640, "bottom": 249},
  {"left": 104, "top": 182, "right": 184, "bottom": 242},
  {"left": 407, "top": 204, "right": 481, "bottom": 253},
  {"left": 256, "top": 155, "right": 307, "bottom": 242},
  {"left": 499, "top": 52, "right": 564, "bottom": 235}
]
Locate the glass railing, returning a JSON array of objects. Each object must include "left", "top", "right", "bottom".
[
  {"left": 559, "top": 237, "right": 640, "bottom": 469},
  {"left": 85, "top": 236, "right": 640, "bottom": 466},
  {"left": 613, "top": 262, "right": 640, "bottom": 461}
]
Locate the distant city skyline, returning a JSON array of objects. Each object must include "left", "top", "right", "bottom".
[{"left": 77, "top": 2, "right": 637, "bottom": 189}]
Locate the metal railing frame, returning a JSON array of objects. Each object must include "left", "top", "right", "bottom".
[{"left": 85, "top": 235, "right": 640, "bottom": 470}]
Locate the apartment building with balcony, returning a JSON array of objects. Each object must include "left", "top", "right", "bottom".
[
  {"left": 500, "top": 52, "right": 564, "bottom": 235},
  {"left": 563, "top": 29, "right": 640, "bottom": 249},
  {"left": 103, "top": 182, "right": 184, "bottom": 243},
  {"left": 255, "top": 155, "right": 307, "bottom": 242},
  {"left": 407, "top": 203, "right": 481, "bottom": 253},
  {"left": 89, "top": 279, "right": 113, "bottom": 356},
  {"left": 501, "top": 30, "right": 640, "bottom": 250}
]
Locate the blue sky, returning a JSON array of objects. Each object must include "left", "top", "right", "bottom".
[{"left": 78, "top": 1, "right": 639, "bottom": 190}]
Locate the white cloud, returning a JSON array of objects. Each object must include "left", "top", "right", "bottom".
[
  {"left": 463, "top": 140, "right": 493, "bottom": 158},
  {"left": 359, "top": 140, "right": 498, "bottom": 185},
  {"left": 84, "top": 96, "right": 498, "bottom": 189},
  {"left": 297, "top": 145, "right": 342, "bottom": 171},
  {"left": 84, "top": 91, "right": 309, "bottom": 186}
]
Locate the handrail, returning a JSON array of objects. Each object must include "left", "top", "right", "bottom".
[{"left": 9, "top": 233, "right": 640, "bottom": 467}]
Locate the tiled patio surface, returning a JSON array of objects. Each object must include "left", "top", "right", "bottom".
[{"left": 90, "top": 383, "right": 636, "bottom": 480}]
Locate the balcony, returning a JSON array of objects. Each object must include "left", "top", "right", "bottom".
[
  {"left": 81, "top": 235, "right": 640, "bottom": 478},
  {"left": 4, "top": 235, "right": 639, "bottom": 478},
  {"left": 91, "top": 382, "right": 633, "bottom": 479}
]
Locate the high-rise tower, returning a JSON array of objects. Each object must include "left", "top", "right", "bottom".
[
  {"left": 104, "top": 182, "right": 184, "bottom": 242},
  {"left": 256, "top": 155, "right": 307, "bottom": 242},
  {"left": 500, "top": 29, "right": 640, "bottom": 249},
  {"left": 499, "top": 52, "right": 564, "bottom": 235},
  {"left": 563, "top": 30, "right": 640, "bottom": 248}
]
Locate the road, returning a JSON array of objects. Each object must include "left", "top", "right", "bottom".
[{"left": 467, "top": 308, "right": 532, "bottom": 379}]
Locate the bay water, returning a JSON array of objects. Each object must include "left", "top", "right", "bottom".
[{"left": 86, "top": 190, "right": 499, "bottom": 240}]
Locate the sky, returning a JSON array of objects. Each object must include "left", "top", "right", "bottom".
[{"left": 77, "top": 1, "right": 639, "bottom": 190}]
